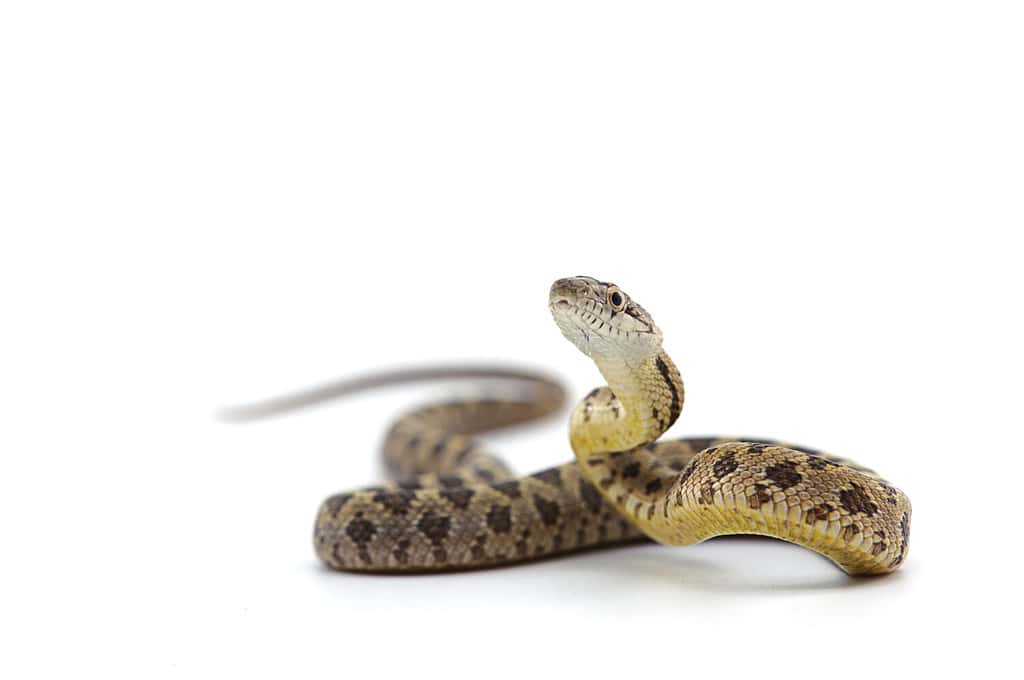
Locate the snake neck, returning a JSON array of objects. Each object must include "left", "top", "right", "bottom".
[{"left": 569, "top": 350, "right": 684, "bottom": 459}]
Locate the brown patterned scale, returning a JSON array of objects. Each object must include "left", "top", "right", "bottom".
[
  {"left": 313, "top": 406, "right": 906, "bottom": 573},
  {"left": 315, "top": 398, "right": 660, "bottom": 571},
  {"left": 308, "top": 275, "right": 911, "bottom": 575}
]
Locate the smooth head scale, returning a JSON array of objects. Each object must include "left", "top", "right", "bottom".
[
  {"left": 548, "top": 276, "right": 663, "bottom": 366},
  {"left": 549, "top": 275, "right": 683, "bottom": 455}
]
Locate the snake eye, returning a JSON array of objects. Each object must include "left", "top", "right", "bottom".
[{"left": 608, "top": 288, "right": 625, "bottom": 311}]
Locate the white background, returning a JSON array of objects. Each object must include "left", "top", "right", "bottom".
[{"left": 2, "top": 1, "right": 1022, "bottom": 678}]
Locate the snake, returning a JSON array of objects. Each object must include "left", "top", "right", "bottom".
[{"left": 230, "top": 275, "right": 911, "bottom": 575}]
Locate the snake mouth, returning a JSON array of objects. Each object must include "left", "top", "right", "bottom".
[
  {"left": 549, "top": 276, "right": 662, "bottom": 358},
  {"left": 549, "top": 299, "right": 595, "bottom": 348},
  {"left": 549, "top": 298, "right": 587, "bottom": 325}
]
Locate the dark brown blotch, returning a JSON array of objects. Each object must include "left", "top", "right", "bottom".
[
  {"left": 533, "top": 495, "right": 561, "bottom": 526},
  {"left": 439, "top": 486, "right": 475, "bottom": 510},
  {"left": 579, "top": 479, "right": 604, "bottom": 513},
  {"left": 486, "top": 504, "right": 512, "bottom": 533},
  {"left": 416, "top": 512, "right": 451, "bottom": 544},
  {"left": 838, "top": 483, "right": 879, "bottom": 517},
  {"left": 892, "top": 511, "right": 911, "bottom": 567},
  {"left": 712, "top": 452, "right": 739, "bottom": 478},
  {"left": 372, "top": 489, "right": 415, "bottom": 515},
  {"left": 492, "top": 479, "right": 521, "bottom": 499},
  {"left": 531, "top": 468, "right": 563, "bottom": 487},
  {"left": 345, "top": 517, "right": 376, "bottom": 545},
  {"left": 655, "top": 354, "right": 682, "bottom": 424},
  {"left": 805, "top": 454, "right": 838, "bottom": 471},
  {"left": 764, "top": 460, "right": 803, "bottom": 489},
  {"left": 622, "top": 462, "right": 641, "bottom": 479}
]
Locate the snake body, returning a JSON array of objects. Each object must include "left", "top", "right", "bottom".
[{"left": 306, "top": 276, "right": 911, "bottom": 575}]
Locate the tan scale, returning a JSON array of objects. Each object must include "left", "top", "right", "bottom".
[{"left": 228, "top": 276, "right": 911, "bottom": 575}]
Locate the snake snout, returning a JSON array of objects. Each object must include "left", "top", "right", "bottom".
[
  {"left": 549, "top": 276, "right": 594, "bottom": 306},
  {"left": 549, "top": 278, "right": 577, "bottom": 298}
]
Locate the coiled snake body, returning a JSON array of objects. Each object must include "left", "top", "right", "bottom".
[{"left": 236, "top": 276, "right": 911, "bottom": 575}]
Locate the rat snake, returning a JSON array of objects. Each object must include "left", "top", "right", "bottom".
[{"left": 229, "top": 276, "right": 911, "bottom": 575}]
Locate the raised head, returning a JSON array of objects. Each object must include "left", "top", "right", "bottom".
[{"left": 548, "top": 276, "right": 663, "bottom": 365}]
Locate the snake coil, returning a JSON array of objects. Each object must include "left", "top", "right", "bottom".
[{"left": 296, "top": 276, "right": 911, "bottom": 575}]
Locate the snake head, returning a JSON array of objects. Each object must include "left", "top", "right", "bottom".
[{"left": 549, "top": 276, "right": 663, "bottom": 363}]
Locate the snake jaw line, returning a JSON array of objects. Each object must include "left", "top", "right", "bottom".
[{"left": 549, "top": 276, "right": 663, "bottom": 365}]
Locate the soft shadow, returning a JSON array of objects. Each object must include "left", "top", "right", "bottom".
[
  {"left": 308, "top": 535, "right": 908, "bottom": 599},
  {"left": 560, "top": 536, "right": 905, "bottom": 594}
]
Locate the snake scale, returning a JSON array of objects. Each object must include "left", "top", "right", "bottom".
[{"left": 234, "top": 276, "right": 911, "bottom": 576}]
